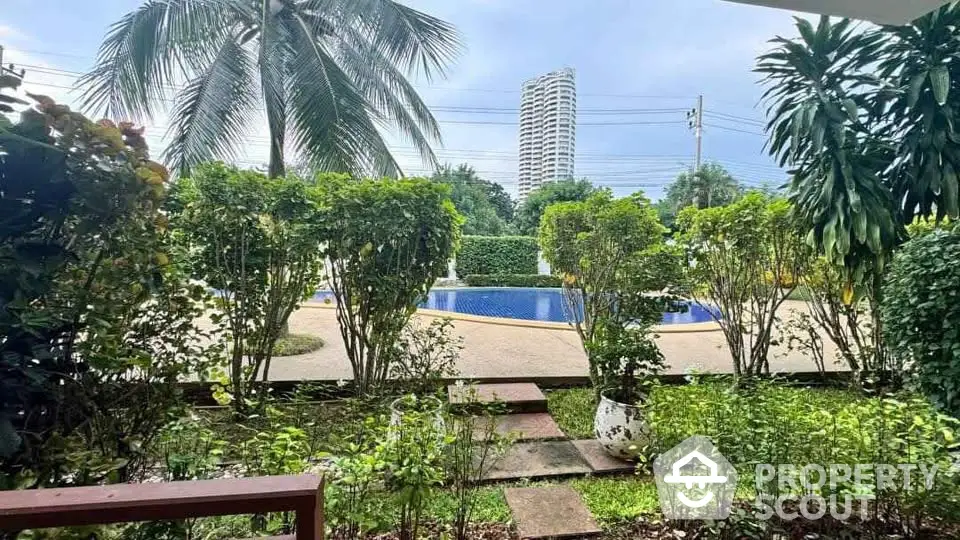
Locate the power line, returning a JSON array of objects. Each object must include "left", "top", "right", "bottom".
[
  {"left": 704, "top": 111, "right": 765, "bottom": 127},
  {"left": 704, "top": 123, "right": 766, "bottom": 137}
]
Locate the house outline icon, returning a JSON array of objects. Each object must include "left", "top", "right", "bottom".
[
  {"left": 654, "top": 435, "right": 738, "bottom": 518},
  {"left": 663, "top": 450, "right": 728, "bottom": 489}
]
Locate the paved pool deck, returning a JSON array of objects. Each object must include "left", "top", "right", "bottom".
[{"left": 265, "top": 300, "right": 840, "bottom": 381}]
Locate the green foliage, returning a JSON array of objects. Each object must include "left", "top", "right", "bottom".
[
  {"left": 381, "top": 396, "right": 448, "bottom": 540},
  {"left": 907, "top": 215, "right": 956, "bottom": 238},
  {"left": 644, "top": 380, "right": 960, "bottom": 534},
  {"left": 758, "top": 17, "right": 901, "bottom": 284},
  {"left": 540, "top": 191, "right": 681, "bottom": 398},
  {"left": 569, "top": 477, "right": 661, "bottom": 525},
  {"left": 789, "top": 258, "right": 890, "bottom": 378},
  {"left": 677, "top": 193, "right": 810, "bottom": 376},
  {"left": 759, "top": 10, "right": 960, "bottom": 285},
  {"left": 442, "top": 390, "right": 510, "bottom": 540},
  {"left": 883, "top": 228, "right": 960, "bottom": 417},
  {"left": 0, "top": 96, "right": 219, "bottom": 490},
  {"left": 432, "top": 164, "right": 516, "bottom": 235},
  {"left": 389, "top": 318, "right": 462, "bottom": 395},
  {"left": 455, "top": 235, "right": 538, "bottom": 275},
  {"left": 317, "top": 175, "right": 461, "bottom": 395},
  {"left": 546, "top": 388, "right": 597, "bottom": 439},
  {"left": 81, "top": 0, "right": 462, "bottom": 177},
  {"left": 515, "top": 178, "right": 600, "bottom": 235},
  {"left": 462, "top": 274, "right": 562, "bottom": 288},
  {"left": 659, "top": 163, "right": 745, "bottom": 225},
  {"left": 271, "top": 333, "right": 325, "bottom": 357},
  {"left": 170, "top": 162, "right": 325, "bottom": 413}
]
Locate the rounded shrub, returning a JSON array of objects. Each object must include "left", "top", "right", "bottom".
[
  {"left": 882, "top": 228, "right": 960, "bottom": 416},
  {"left": 455, "top": 236, "right": 538, "bottom": 275}
]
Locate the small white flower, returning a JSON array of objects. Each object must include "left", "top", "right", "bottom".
[
  {"left": 454, "top": 379, "right": 465, "bottom": 388},
  {"left": 336, "top": 379, "right": 348, "bottom": 388}
]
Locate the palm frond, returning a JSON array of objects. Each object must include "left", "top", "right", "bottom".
[
  {"left": 285, "top": 12, "right": 398, "bottom": 176},
  {"left": 162, "top": 36, "right": 258, "bottom": 174},
  {"left": 307, "top": 0, "right": 462, "bottom": 80},
  {"left": 322, "top": 14, "right": 442, "bottom": 170},
  {"left": 79, "top": 0, "right": 239, "bottom": 121}
]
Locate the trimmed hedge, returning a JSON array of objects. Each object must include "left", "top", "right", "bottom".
[
  {"left": 463, "top": 274, "right": 562, "bottom": 288},
  {"left": 456, "top": 236, "right": 539, "bottom": 275}
]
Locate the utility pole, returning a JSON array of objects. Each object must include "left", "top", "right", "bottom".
[
  {"left": 0, "top": 45, "right": 26, "bottom": 80},
  {"left": 687, "top": 95, "right": 707, "bottom": 207}
]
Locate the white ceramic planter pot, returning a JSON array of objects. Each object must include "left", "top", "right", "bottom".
[{"left": 594, "top": 390, "right": 650, "bottom": 461}]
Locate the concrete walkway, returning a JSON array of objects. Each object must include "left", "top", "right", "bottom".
[{"left": 266, "top": 300, "right": 839, "bottom": 381}]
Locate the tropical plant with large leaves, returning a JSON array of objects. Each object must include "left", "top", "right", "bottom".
[
  {"left": 759, "top": 10, "right": 960, "bottom": 281},
  {"left": 80, "top": 0, "right": 461, "bottom": 177},
  {"left": 757, "top": 16, "right": 900, "bottom": 287},
  {"left": 874, "top": 5, "right": 960, "bottom": 224}
]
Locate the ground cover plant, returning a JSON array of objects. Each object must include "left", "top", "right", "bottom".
[{"left": 548, "top": 381, "right": 960, "bottom": 538}]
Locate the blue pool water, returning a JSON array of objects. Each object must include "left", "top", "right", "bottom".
[{"left": 314, "top": 287, "right": 717, "bottom": 325}]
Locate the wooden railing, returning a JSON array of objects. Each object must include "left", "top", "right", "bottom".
[{"left": 0, "top": 474, "right": 324, "bottom": 540}]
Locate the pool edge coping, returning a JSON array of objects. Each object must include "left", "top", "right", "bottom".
[{"left": 300, "top": 301, "right": 722, "bottom": 334}]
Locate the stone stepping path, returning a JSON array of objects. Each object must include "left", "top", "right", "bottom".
[
  {"left": 483, "top": 441, "right": 592, "bottom": 481},
  {"left": 504, "top": 485, "right": 602, "bottom": 539},
  {"left": 474, "top": 412, "right": 565, "bottom": 442},
  {"left": 448, "top": 382, "right": 547, "bottom": 413},
  {"left": 572, "top": 439, "right": 636, "bottom": 475}
]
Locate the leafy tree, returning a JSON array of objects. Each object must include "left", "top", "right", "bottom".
[
  {"left": 317, "top": 176, "right": 461, "bottom": 395},
  {"left": 883, "top": 228, "right": 960, "bottom": 417},
  {"left": 1, "top": 95, "right": 219, "bottom": 489},
  {"left": 432, "top": 164, "right": 515, "bottom": 235},
  {"left": 662, "top": 163, "right": 744, "bottom": 212},
  {"left": 485, "top": 181, "right": 515, "bottom": 223},
  {"left": 676, "top": 194, "right": 811, "bottom": 377},
  {"left": 170, "top": 163, "right": 325, "bottom": 413},
  {"left": 540, "top": 192, "right": 682, "bottom": 399},
  {"left": 758, "top": 12, "right": 960, "bottom": 384},
  {"left": 793, "top": 258, "right": 890, "bottom": 381},
  {"left": 758, "top": 12, "right": 960, "bottom": 287},
  {"left": 516, "top": 178, "right": 600, "bottom": 235},
  {"left": 758, "top": 17, "right": 900, "bottom": 291},
  {"left": 81, "top": 0, "right": 462, "bottom": 177}
]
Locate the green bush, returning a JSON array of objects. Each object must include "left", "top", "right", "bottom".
[
  {"left": 642, "top": 380, "right": 960, "bottom": 530},
  {"left": 317, "top": 175, "right": 462, "bottom": 395},
  {"left": 883, "top": 228, "right": 960, "bottom": 417},
  {"left": 171, "top": 163, "right": 325, "bottom": 412},
  {"left": 1, "top": 94, "right": 220, "bottom": 489},
  {"left": 462, "top": 274, "right": 561, "bottom": 288},
  {"left": 455, "top": 236, "right": 538, "bottom": 276}
]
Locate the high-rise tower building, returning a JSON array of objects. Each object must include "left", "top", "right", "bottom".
[{"left": 518, "top": 68, "right": 576, "bottom": 200}]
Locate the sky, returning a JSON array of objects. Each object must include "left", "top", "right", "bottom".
[{"left": 0, "top": 0, "right": 807, "bottom": 201}]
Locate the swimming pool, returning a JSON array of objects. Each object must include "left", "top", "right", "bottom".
[{"left": 314, "top": 287, "right": 718, "bottom": 325}]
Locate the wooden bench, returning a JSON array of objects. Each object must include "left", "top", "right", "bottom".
[{"left": 0, "top": 474, "right": 323, "bottom": 539}]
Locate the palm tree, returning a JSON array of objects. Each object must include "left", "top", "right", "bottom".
[
  {"left": 664, "top": 162, "right": 743, "bottom": 210},
  {"left": 80, "top": 0, "right": 461, "bottom": 177}
]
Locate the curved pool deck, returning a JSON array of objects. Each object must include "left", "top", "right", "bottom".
[{"left": 263, "top": 299, "right": 841, "bottom": 382}]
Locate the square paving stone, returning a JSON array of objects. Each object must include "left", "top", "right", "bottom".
[
  {"left": 482, "top": 441, "right": 591, "bottom": 481},
  {"left": 572, "top": 439, "right": 637, "bottom": 475},
  {"left": 448, "top": 383, "right": 547, "bottom": 413},
  {"left": 474, "top": 413, "right": 565, "bottom": 442},
  {"left": 504, "top": 485, "right": 602, "bottom": 539}
]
